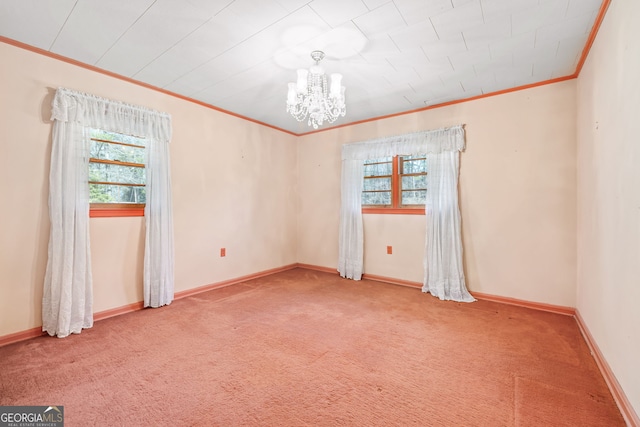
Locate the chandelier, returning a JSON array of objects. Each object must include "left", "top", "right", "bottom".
[{"left": 286, "top": 50, "right": 346, "bottom": 129}]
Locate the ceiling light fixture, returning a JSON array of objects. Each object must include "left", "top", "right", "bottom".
[{"left": 286, "top": 50, "right": 346, "bottom": 129}]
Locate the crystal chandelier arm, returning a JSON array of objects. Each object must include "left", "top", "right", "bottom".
[
  {"left": 287, "top": 83, "right": 297, "bottom": 106},
  {"left": 287, "top": 50, "right": 346, "bottom": 129},
  {"left": 296, "top": 69, "right": 308, "bottom": 93},
  {"left": 330, "top": 73, "right": 342, "bottom": 96}
]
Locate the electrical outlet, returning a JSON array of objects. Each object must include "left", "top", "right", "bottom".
[
  {"left": 386, "top": 246, "right": 392, "bottom": 255},
  {"left": 220, "top": 248, "right": 226, "bottom": 257}
]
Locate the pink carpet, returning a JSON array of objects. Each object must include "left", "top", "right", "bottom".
[{"left": 0, "top": 268, "right": 625, "bottom": 425}]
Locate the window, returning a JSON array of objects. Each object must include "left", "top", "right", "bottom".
[
  {"left": 362, "top": 155, "right": 427, "bottom": 214},
  {"left": 89, "top": 129, "right": 146, "bottom": 217}
]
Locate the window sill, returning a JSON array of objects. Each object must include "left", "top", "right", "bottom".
[
  {"left": 362, "top": 208, "right": 425, "bottom": 215},
  {"left": 90, "top": 206, "right": 144, "bottom": 218}
]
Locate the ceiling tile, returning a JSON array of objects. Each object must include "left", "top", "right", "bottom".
[
  {"left": 459, "top": 70, "right": 498, "bottom": 94},
  {"left": 275, "top": 0, "right": 317, "bottom": 13},
  {"left": 96, "top": 0, "right": 212, "bottom": 77},
  {"left": 389, "top": 20, "right": 439, "bottom": 50},
  {"left": 565, "top": 0, "right": 603, "bottom": 19},
  {"left": 513, "top": 41, "right": 558, "bottom": 65},
  {"left": 132, "top": 18, "right": 246, "bottom": 88},
  {"left": 535, "top": 11, "right": 595, "bottom": 47},
  {"left": 531, "top": 57, "right": 556, "bottom": 80},
  {"left": 489, "top": 31, "right": 536, "bottom": 59},
  {"left": 359, "top": 34, "right": 400, "bottom": 64},
  {"left": 360, "top": 0, "right": 392, "bottom": 10},
  {"left": 493, "top": 62, "right": 534, "bottom": 88},
  {"left": 167, "top": 6, "right": 331, "bottom": 96},
  {"left": 462, "top": 15, "right": 511, "bottom": 51},
  {"left": 134, "top": 0, "right": 297, "bottom": 88},
  {"left": 452, "top": 0, "right": 476, "bottom": 6},
  {"left": 290, "top": 22, "right": 368, "bottom": 62},
  {"left": 309, "top": 0, "right": 369, "bottom": 28},
  {"left": 439, "top": 67, "right": 477, "bottom": 87},
  {"left": 424, "top": 82, "right": 469, "bottom": 106},
  {"left": 381, "top": 66, "right": 422, "bottom": 87},
  {"left": 162, "top": 61, "right": 234, "bottom": 97},
  {"left": 197, "top": 61, "right": 283, "bottom": 104},
  {"left": 430, "top": 0, "right": 484, "bottom": 39},
  {"left": 180, "top": 0, "right": 234, "bottom": 17},
  {"left": 342, "top": 64, "right": 398, "bottom": 103},
  {"left": 556, "top": 33, "right": 588, "bottom": 67},
  {"left": 448, "top": 46, "right": 491, "bottom": 70},
  {"left": 394, "top": 0, "right": 453, "bottom": 26},
  {"left": 352, "top": 2, "right": 406, "bottom": 37},
  {"left": 422, "top": 33, "right": 467, "bottom": 61},
  {"left": 473, "top": 53, "right": 512, "bottom": 76},
  {"left": 480, "top": 0, "right": 538, "bottom": 20},
  {"left": 385, "top": 47, "right": 430, "bottom": 68},
  {"left": 51, "top": 0, "right": 156, "bottom": 65},
  {"left": 347, "top": 93, "right": 413, "bottom": 120},
  {"left": 511, "top": 0, "right": 569, "bottom": 36},
  {"left": 0, "top": 0, "right": 77, "bottom": 50},
  {"left": 222, "top": 0, "right": 289, "bottom": 34},
  {"left": 413, "top": 56, "right": 454, "bottom": 80}
]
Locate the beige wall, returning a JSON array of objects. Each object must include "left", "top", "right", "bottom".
[
  {"left": 0, "top": 42, "right": 298, "bottom": 336},
  {"left": 298, "top": 81, "right": 577, "bottom": 307},
  {"left": 576, "top": 0, "right": 640, "bottom": 417}
]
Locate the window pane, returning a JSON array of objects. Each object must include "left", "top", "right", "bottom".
[
  {"left": 91, "top": 140, "right": 145, "bottom": 164},
  {"left": 364, "top": 157, "right": 392, "bottom": 177},
  {"left": 401, "top": 155, "right": 426, "bottom": 174},
  {"left": 401, "top": 175, "right": 426, "bottom": 190},
  {"left": 402, "top": 190, "right": 426, "bottom": 205},
  {"left": 89, "top": 162, "right": 145, "bottom": 185},
  {"left": 91, "top": 129, "right": 146, "bottom": 147},
  {"left": 362, "top": 191, "right": 391, "bottom": 206},
  {"left": 363, "top": 177, "right": 391, "bottom": 191},
  {"left": 90, "top": 184, "right": 146, "bottom": 204}
]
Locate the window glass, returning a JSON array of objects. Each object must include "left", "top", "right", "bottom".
[
  {"left": 361, "top": 155, "right": 427, "bottom": 211},
  {"left": 362, "top": 157, "right": 393, "bottom": 206},
  {"left": 89, "top": 129, "right": 146, "bottom": 205},
  {"left": 400, "top": 155, "right": 426, "bottom": 206}
]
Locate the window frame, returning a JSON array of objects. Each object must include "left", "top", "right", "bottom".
[
  {"left": 89, "top": 133, "right": 146, "bottom": 218},
  {"left": 362, "top": 155, "right": 426, "bottom": 215}
]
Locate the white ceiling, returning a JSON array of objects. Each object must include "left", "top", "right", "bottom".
[{"left": 0, "top": 0, "right": 604, "bottom": 134}]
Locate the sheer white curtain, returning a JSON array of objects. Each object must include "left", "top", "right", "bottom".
[
  {"left": 144, "top": 136, "right": 174, "bottom": 307},
  {"left": 44, "top": 88, "right": 174, "bottom": 337},
  {"left": 42, "top": 119, "right": 93, "bottom": 338},
  {"left": 338, "top": 125, "right": 473, "bottom": 302},
  {"left": 338, "top": 159, "right": 364, "bottom": 279},
  {"left": 423, "top": 150, "right": 474, "bottom": 302}
]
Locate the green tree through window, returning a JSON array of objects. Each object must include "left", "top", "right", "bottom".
[
  {"left": 89, "top": 129, "right": 146, "bottom": 206},
  {"left": 362, "top": 155, "right": 427, "bottom": 211}
]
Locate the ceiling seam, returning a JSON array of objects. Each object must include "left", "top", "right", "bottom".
[
  {"left": 94, "top": 0, "right": 159, "bottom": 66},
  {"left": 48, "top": 0, "right": 79, "bottom": 51}
]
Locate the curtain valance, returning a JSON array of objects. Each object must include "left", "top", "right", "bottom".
[
  {"left": 342, "top": 125, "right": 464, "bottom": 160},
  {"left": 341, "top": 125, "right": 464, "bottom": 160},
  {"left": 51, "top": 87, "right": 172, "bottom": 143}
]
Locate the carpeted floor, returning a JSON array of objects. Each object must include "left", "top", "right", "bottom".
[{"left": 0, "top": 268, "right": 625, "bottom": 426}]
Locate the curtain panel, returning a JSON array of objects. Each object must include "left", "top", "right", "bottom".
[
  {"left": 338, "top": 159, "right": 364, "bottom": 279},
  {"left": 423, "top": 150, "right": 474, "bottom": 302},
  {"left": 338, "top": 125, "right": 474, "bottom": 302},
  {"left": 44, "top": 88, "right": 174, "bottom": 338}
]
